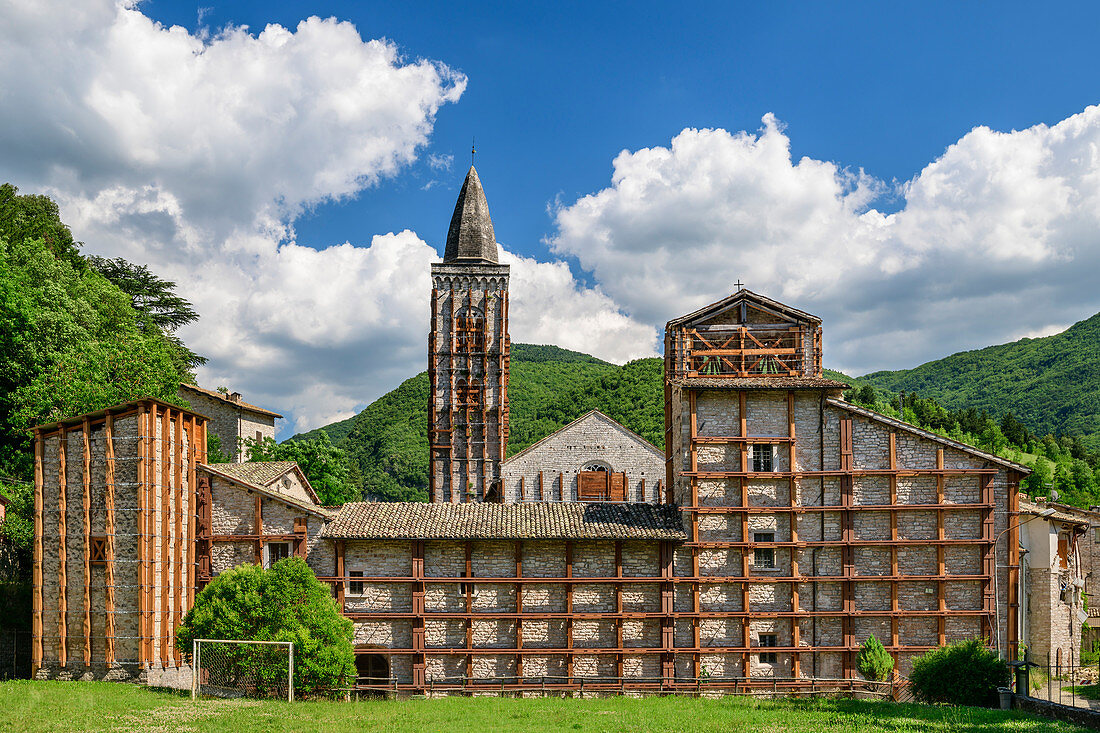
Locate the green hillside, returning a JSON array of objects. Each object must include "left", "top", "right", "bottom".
[
  {"left": 291, "top": 344, "right": 626, "bottom": 501},
  {"left": 860, "top": 313, "right": 1100, "bottom": 449}
]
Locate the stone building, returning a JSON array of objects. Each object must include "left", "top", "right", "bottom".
[
  {"left": 179, "top": 384, "right": 281, "bottom": 462},
  {"left": 1018, "top": 500, "right": 1089, "bottom": 663},
  {"left": 34, "top": 166, "right": 1043, "bottom": 693}
]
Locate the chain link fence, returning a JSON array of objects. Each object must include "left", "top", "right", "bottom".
[
  {"left": 0, "top": 629, "right": 31, "bottom": 680},
  {"left": 191, "top": 640, "right": 293, "bottom": 701}
]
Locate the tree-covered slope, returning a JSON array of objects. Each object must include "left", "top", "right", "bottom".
[
  {"left": 291, "top": 344, "right": 621, "bottom": 501},
  {"left": 859, "top": 313, "right": 1100, "bottom": 448}
]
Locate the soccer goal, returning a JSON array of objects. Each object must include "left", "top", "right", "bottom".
[{"left": 191, "top": 639, "right": 294, "bottom": 702}]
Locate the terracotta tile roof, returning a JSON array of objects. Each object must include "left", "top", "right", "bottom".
[
  {"left": 321, "top": 502, "right": 687, "bottom": 541},
  {"left": 671, "top": 376, "right": 849, "bottom": 390},
  {"left": 205, "top": 461, "right": 298, "bottom": 487},
  {"left": 179, "top": 384, "right": 283, "bottom": 418},
  {"left": 1020, "top": 499, "right": 1090, "bottom": 527}
]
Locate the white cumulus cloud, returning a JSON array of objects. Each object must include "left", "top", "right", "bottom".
[{"left": 548, "top": 109, "right": 1100, "bottom": 375}]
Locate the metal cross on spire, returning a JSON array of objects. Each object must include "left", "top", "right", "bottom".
[{"left": 471, "top": 137, "right": 476, "bottom": 165}]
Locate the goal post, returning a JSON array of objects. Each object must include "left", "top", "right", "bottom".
[{"left": 191, "top": 639, "right": 294, "bottom": 702}]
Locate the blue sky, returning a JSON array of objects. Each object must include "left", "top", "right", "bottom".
[
  {"left": 143, "top": 1, "right": 1100, "bottom": 260},
  {"left": 3, "top": 1, "right": 1100, "bottom": 435}
]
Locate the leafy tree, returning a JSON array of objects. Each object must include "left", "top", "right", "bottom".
[
  {"left": 206, "top": 433, "right": 232, "bottom": 464},
  {"left": 857, "top": 634, "right": 894, "bottom": 681},
  {"left": 175, "top": 557, "right": 355, "bottom": 695},
  {"left": 909, "top": 638, "right": 1009, "bottom": 706},
  {"left": 0, "top": 183, "right": 82, "bottom": 268},
  {"left": 88, "top": 256, "right": 205, "bottom": 372},
  {"left": 244, "top": 431, "right": 361, "bottom": 505},
  {"left": 0, "top": 235, "right": 187, "bottom": 480}
]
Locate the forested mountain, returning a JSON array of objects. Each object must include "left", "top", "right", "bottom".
[
  {"left": 291, "top": 345, "right": 661, "bottom": 501},
  {"left": 859, "top": 313, "right": 1100, "bottom": 451}
]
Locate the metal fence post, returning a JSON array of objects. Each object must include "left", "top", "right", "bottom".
[
  {"left": 288, "top": 642, "right": 294, "bottom": 703},
  {"left": 191, "top": 639, "right": 199, "bottom": 700}
]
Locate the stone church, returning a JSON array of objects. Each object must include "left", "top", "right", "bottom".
[{"left": 32, "top": 166, "right": 1057, "bottom": 693}]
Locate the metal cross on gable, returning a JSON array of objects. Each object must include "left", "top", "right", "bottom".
[{"left": 734, "top": 279, "right": 744, "bottom": 290}]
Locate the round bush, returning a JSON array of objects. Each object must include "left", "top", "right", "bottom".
[{"left": 908, "top": 638, "right": 1009, "bottom": 706}]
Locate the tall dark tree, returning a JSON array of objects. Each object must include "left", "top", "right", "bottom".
[{"left": 88, "top": 256, "right": 206, "bottom": 372}]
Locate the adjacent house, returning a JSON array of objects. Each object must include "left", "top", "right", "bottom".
[{"left": 178, "top": 384, "right": 281, "bottom": 462}]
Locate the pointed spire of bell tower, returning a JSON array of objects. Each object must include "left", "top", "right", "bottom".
[{"left": 444, "top": 166, "right": 498, "bottom": 263}]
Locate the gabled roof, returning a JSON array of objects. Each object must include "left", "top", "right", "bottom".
[
  {"left": 666, "top": 288, "right": 821, "bottom": 328},
  {"left": 200, "top": 462, "right": 330, "bottom": 518},
  {"left": 1020, "top": 499, "right": 1090, "bottom": 528},
  {"left": 826, "top": 399, "right": 1031, "bottom": 474},
  {"left": 321, "top": 502, "right": 686, "bottom": 541},
  {"left": 179, "top": 384, "right": 283, "bottom": 419},
  {"left": 502, "top": 409, "right": 664, "bottom": 465},
  {"left": 443, "top": 166, "right": 498, "bottom": 263}
]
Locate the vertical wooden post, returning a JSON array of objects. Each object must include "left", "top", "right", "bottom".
[
  {"left": 335, "top": 540, "right": 346, "bottom": 610},
  {"left": 57, "top": 426, "right": 68, "bottom": 668},
  {"left": 739, "top": 391, "right": 750, "bottom": 678},
  {"left": 254, "top": 494, "right": 263, "bottom": 564},
  {"left": 614, "top": 541, "right": 623, "bottom": 682},
  {"left": 888, "top": 432, "right": 899, "bottom": 660},
  {"left": 104, "top": 415, "right": 117, "bottom": 667},
  {"left": 136, "top": 405, "right": 146, "bottom": 666},
  {"left": 839, "top": 418, "right": 854, "bottom": 679},
  {"left": 173, "top": 412, "right": 183, "bottom": 664},
  {"left": 161, "top": 407, "right": 171, "bottom": 667},
  {"left": 515, "top": 540, "right": 523, "bottom": 681},
  {"left": 81, "top": 419, "right": 91, "bottom": 667},
  {"left": 1006, "top": 473, "right": 1020, "bottom": 658},
  {"left": 186, "top": 415, "right": 196, "bottom": 609},
  {"left": 465, "top": 540, "right": 473, "bottom": 682},
  {"left": 565, "top": 541, "right": 574, "bottom": 683},
  {"left": 412, "top": 540, "right": 426, "bottom": 689},
  {"left": 787, "top": 392, "right": 800, "bottom": 678},
  {"left": 936, "top": 449, "right": 946, "bottom": 647},
  {"left": 660, "top": 541, "right": 675, "bottom": 687},
  {"left": 32, "top": 430, "right": 43, "bottom": 670},
  {"left": 538, "top": 471, "right": 544, "bottom": 501}
]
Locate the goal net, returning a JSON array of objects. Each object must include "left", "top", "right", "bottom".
[{"left": 191, "top": 639, "right": 294, "bottom": 701}]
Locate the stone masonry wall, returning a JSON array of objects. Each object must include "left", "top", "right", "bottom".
[{"left": 502, "top": 412, "right": 665, "bottom": 503}]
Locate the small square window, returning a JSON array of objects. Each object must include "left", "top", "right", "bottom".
[
  {"left": 759, "top": 634, "right": 778, "bottom": 663},
  {"left": 90, "top": 536, "right": 107, "bottom": 565},
  {"left": 460, "top": 582, "right": 473, "bottom": 596},
  {"left": 265, "top": 542, "right": 290, "bottom": 568},
  {"left": 753, "top": 532, "right": 776, "bottom": 569},
  {"left": 349, "top": 570, "right": 365, "bottom": 596},
  {"left": 751, "top": 445, "right": 775, "bottom": 473}
]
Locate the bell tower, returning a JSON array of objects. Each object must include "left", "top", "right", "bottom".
[{"left": 428, "top": 167, "right": 510, "bottom": 503}]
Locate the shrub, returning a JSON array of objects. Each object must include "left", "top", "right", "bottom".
[
  {"left": 909, "top": 638, "right": 1009, "bottom": 706},
  {"left": 176, "top": 557, "right": 355, "bottom": 695},
  {"left": 858, "top": 635, "right": 894, "bottom": 681}
]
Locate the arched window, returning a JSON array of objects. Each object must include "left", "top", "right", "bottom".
[
  {"left": 582, "top": 461, "right": 610, "bottom": 473},
  {"left": 356, "top": 653, "right": 389, "bottom": 689},
  {"left": 456, "top": 378, "right": 482, "bottom": 407},
  {"left": 455, "top": 306, "right": 485, "bottom": 352}
]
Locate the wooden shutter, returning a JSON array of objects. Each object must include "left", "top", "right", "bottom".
[
  {"left": 578, "top": 471, "right": 609, "bottom": 501},
  {"left": 610, "top": 473, "right": 627, "bottom": 502}
]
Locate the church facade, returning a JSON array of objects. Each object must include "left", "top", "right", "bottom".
[{"left": 32, "top": 167, "right": 1037, "bottom": 693}]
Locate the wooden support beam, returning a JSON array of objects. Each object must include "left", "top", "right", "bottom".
[
  {"left": 335, "top": 540, "right": 345, "bottom": 610},
  {"left": 104, "top": 416, "right": 117, "bottom": 667},
  {"left": 787, "top": 391, "right": 800, "bottom": 678},
  {"left": 465, "top": 540, "right": 473, "bottom": 681},
  {"left": 519, "top": 475, "right": 525, "bottom": 501},
  {"left": 559, "top": 471, "right": 564, "bottom": 502},
  {"left": 161, "top": 407, "right": 171, "bottom": 667},
  {"left": 173, "top": 412, "right": 183, "bottom": 664},
  {"left": 186, "top": 415, "right": 196, "bottom": 609},
  {"left": 538, "top": 471, "right": 544, "bottom": 501},
  {"left": 936, "top": 449, "right": 946, "bottom": 647},
  {"left": 515, "top": 540, "right": 523, "bottom": 680},
  {"left": 412, "top": 540, "right": 425, "bottom": 688},
  {"left": 615, "top": 541, "right": 623, "bottom": 681},
  {"left": 254, "top": 494, "right": 264, "bottom": 564},
  {"left": 57, "top": 426, "right": 68, "bottom": 668},
  {"left": 565, "top": 541, "right": 573, "bottom": 683},
  {"left": 888, "top": 432, "right": 899, "bottom": 660},
  {"left": 81, "top": 419, "right": 91, "bottom": 667},
  {"left": 32, "top": 431, "right": 43, "bottom": 671}
]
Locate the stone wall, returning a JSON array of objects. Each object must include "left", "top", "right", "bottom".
[
  {"left": 36, "top": 405, "right": 199, "bottom": 683},
  {"left": 180, "top": 389, "right": 275, "bottom": 463},
  {"left": 501, "top": 412, "right": 664, "bottom": 503},
  {"left": 671, "top": 388, "right": 1018, "bottom": 678}
]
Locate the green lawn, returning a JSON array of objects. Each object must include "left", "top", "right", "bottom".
[{"left": 0, "top": 681, "right": 1086, "bottom": 733}]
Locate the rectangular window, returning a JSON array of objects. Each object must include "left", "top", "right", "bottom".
[
  {"left": 265, "top": 542, "right": 290, "bottom": 568},
  {"left": 255, "top": 430, "right": 263, "bottom": 443},
  {"left": 754, "top": 532, "right": 775, "bottom": 569},
  {"left": 751, "top": 445, "right": 775, "bottom": 473},
  {"left": 90, "top": 536, "right": 107, "bottom": 565},
  {"left": 460, "top": 582, "right": 473, "bottom": 596},
  {"left": 349, "top": 570, "right": 365, "bottom": 596},
  {"left": 759, "top": 634, "right": 778, "bottom": 663}
]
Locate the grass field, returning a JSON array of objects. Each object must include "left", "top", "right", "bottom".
[{"left": 0, "top": 681, "right": 1087, "bottom": 733}]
